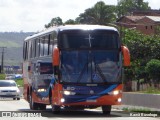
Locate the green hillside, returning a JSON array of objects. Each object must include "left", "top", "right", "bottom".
[
  {"left": 0, "top": 41, "right": 20, "bottom": 48},
  {"left": 0, "top": 32, "right": 34, "bottom": 65}
]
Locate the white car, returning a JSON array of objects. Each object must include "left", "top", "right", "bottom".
[{"left": 0, "top": 80, "right": 20, "bottom": 100}]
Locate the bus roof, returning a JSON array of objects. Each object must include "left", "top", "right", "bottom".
[
  {"left": 58, "top": 25, "right": 118, "bottom": 31},
  {"left": 24, "top": 25, "right": 118, "bottom": 41}
]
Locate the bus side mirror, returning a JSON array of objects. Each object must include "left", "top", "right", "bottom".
[
  {"left": 52, "top": 47, "right": 60, "bottom": 66},
  {"left": 52, "top": 47, "right": 60, "bottom": 75},
  {"left": 121, "top": 46, "right": 130, "bottom": 66}
]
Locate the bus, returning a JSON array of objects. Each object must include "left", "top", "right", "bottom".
[{"left": 23, "top": 25, "right": 130, "bottom": 114}]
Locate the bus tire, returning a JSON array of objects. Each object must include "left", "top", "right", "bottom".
[
  {"left": 49, "top": 91, "right": 60, "bottom": 114},
  {"left": 102, "top": 105, "right": 111, "bottom": 115},
  {"left": 29, "top": 92, "right": 38, "bottom": 110},
  {"left": 51, "top": 105, "right": 60, "bottom": 114},
  {"left": 39, "top": 104, "right": 46, "bottom": 110},
  {"left": 17, "top": 98, "right": 20, "bottom": 100}
]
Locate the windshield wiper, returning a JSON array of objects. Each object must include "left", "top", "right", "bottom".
[
  {"left": 77, "top": 62, "right": 88, "bottom": 83},
  {"left": 62, "top": 65, "right": 71, "bottom": 82},
  {"left": 95, "top": 64, "right": 108, "bottom": 83}
]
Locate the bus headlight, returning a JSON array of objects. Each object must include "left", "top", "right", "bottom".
[
  {"left": 37, "top": 88, "right": 46, "bottom": 92},
  {"left": 109, "top": 90, "right": 121, "bottom": 95},
  {"left": 117, "top": 98, "right": 122, "bottom": 102},
  {"left": 62, "top": 91, "right": 76, "bottom": 95},
  {"left": 61, "top": 98, "right": 65, "bottom": 103},
  {"left": 113, "top": 90, "right": 119, "bottom": 95},
  {"left": 64, "top": 91, "right": 71, "bottom": 95}
]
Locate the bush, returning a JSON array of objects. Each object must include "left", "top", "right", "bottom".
[
  {"left": 145, "top": 59, "right": 160, "bottom": 83},
  {"left": 0, "top": 74, "right": 5, "bottom": 79}
]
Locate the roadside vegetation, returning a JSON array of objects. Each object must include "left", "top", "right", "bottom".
[
  {"left": 140, "top": 87, "right": 160, "bottom": 94},
  {"left": 122, "top": 107, "right": 160, "bottom": 115},
  {"left": 0, "top": 74, "right": 5, "bottom": 79},
  {"left": 122, "top": 28, "right": 160, "bottom": 92},
  {"left": 15, "top": 78, "right": 23, "bottom": 87},
  {"left": 122, "top": 107, "right": 151, "bottom": 113},
  {"left": 0, "top": 74, "right": 23, "bottom": 87}
]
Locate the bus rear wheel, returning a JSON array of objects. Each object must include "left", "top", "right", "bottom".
[
  {"left": 29, "top": 92, "right": 39, "bottom": 110},
  {"left": 102, "top": 105, "right": 111, "bottom": 115}
]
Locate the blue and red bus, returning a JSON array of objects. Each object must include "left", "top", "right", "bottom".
[{"left": 23, "top": 25, "right": 130, "bottom": 114}]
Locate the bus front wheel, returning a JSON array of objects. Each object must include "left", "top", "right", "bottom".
[
  {"left": 49, "top": 92, "right": 60, "bottom": 114},
  {"left": 51, "top": 105, "right": 60, "bottom": 114},
  {"left": 39, "top": 104, "right": 46, "bottom": 110},
  {"left": 102, "top": 105, "right": 111, "bottom": 115}
]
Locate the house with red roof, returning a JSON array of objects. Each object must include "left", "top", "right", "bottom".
[{"left": 116, "top": 11, "right": 160, "bottom": 35}]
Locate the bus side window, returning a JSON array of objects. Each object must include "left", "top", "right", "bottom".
[
  {"left": 36, "top": 38, "right": 40, "bottom": 57},
  {"left": 24, "top": 41, "right": 28, "bottom": 60},
  {"left": 48, "top": 35, "right": 50, "bottom": 55},
  {"left": 30, "top": 41, "right": 32, "bottom": 58},
  {"left": 49, "top": 32, "right": 56, "bottom": 55},
  {"left": 40, "top": 37, "right": 44, "bottom": 56},
  {"left": 30, "top": 41, "right": 35, "bottom": 58},
  {"left": 44, "top": 35, "right": 49, "bottom": 56},
  {"left": 23, "top": 42, "right": 28, "bottom": 60},
  {"left": 33, "top": 39, "right": 36, "bottom": 58}
]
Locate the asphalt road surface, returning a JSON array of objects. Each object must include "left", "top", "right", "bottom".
[{"left": 0, "top": 98, "right": 159, "bottom": 120}]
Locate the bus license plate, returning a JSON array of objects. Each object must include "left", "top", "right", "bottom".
[{"left": 86, "top": 100, "right": 97, "bottom": 102}]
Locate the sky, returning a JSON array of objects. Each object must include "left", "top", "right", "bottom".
[{"left": 0, "top": 0, "right": 160, "bottom": 32}]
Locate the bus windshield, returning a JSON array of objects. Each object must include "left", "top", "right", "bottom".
[
  {"left": 60, "top": 30, "right": 121, "bottom": 84},
  {"left": 61, "top": 50, "right": 121, "bottom": 84},
  {"left": 59, "top": 31, "right": 119, "bottom": 49}
]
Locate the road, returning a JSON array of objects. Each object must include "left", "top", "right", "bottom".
[{"left": 0, "top": 98, "right": 159, "bottom": 120}]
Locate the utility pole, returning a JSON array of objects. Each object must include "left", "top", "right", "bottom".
[{"left": 0, "top": 47, "right": 7, "bottom": 73}]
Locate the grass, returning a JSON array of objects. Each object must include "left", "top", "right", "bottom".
[
  {"left": 15, "top": 78, "right": 23, "bottom": 87},
  {"left": 0, "top": 41, "right": 20, "bottom": 48},
  {"left": 0, "top": 74, "right": 23, "bottom": 87},
  {"left": 140, "top": 87, "right": 160, "bottom": 94},
  {"left": 122, "top": 107, "right": 151, "bottom": 112},
  {"left": 122, "top": 107, "right": 160, "bottom": 115},
  {"left": 0, "top": 74, "right": 5, "bottom": 79}
]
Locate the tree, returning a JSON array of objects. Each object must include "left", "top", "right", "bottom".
[
  {"left": 122, "top": 28, "right": 160, "bottom": 90},
  {"left": 117, "top": 0, "right": 150, "bottom": 17},
  {"left": 45, "top": 17, "right": 63, "bottom": 28},
  {"left": 64, "top": 19, "right": 76, "bottom": 25},
  {"left": 77, "top": 1, "right": 116, "bottom": 25}
]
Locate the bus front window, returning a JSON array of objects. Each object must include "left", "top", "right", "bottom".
[
  {"left": 59, "top": 31, "right": 119, "bottom": 49},
  {"left": 59, "top": 31, "right": 121, "bottom": 84}
]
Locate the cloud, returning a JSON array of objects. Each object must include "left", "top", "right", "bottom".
[
  {"left": 144, "top": 0, "right": 160, "bottom": 9},
  {"left": 1, "top": 0, "right": 159, "bottom": 32},
  {"left": 0, "top": 0, "right": 118, "bottom": 31}
]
